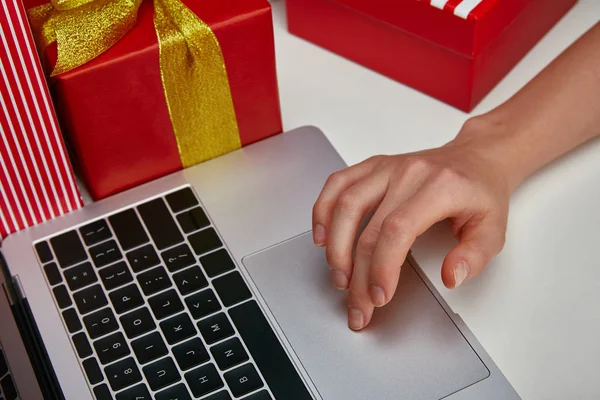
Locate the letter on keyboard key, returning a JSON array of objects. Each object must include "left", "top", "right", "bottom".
[
  {"left": 62, "top": 308, "right": 82, "bottom": 333},
  {"left": 99, "top": 261, "right": 133, "bottom": 291},
  {"left": 132, "top": 332, "right": 169, "bottom": 365},
  {"left": 142, "top": 356, "right": 181, "bottom": 391},
  {"left": 120, "top": 307, "right": 156, "bottom": 339},
  {"left": 188, "top": 228, "right": 222, "bottom": 256},
  {"left": 197, "top": 312, "right": 235, "bottom": 345},
  {"left": 137, "top": 266, "right": 172, "bottom": 296},
  {"left": 83, "top": 307, "right": 119, "bottom": 339},
  {"left": 149, "top": 289, "right": 184, "bottom": 320},
  {"left": 224, "top": 363, "right": 264, "bottom": 398},
  {"left": 213, "top": 271, "right": 252, "bottom": 307},
  {"left": 94, "top": 332, "right": 131, "bottom": 365},
  {"left": 90, "top": 240, "right": 122, "bottom": 268},
  {"left": 138, "top": 199, "right": 183, "bottom": 250},
  {"left": 210, "top": 338, "right": 249, "bottom": 371},
  {"left": 172, "top": 338, "right": 209, "bottom": 371},
  {"left": 64, "top": 262, "right": 97, "bottom": 291},
  {"left": 160, "top": 313, "right": 196, "bottom": 345},
  {"left": 185, "top": 289, "right": 221, "bottom": 320},
  {"left": 72, "top": 332, "right": 93, "bottom": 358},
  {"left": 109, "top": 284, "right": 144, "bottom": 314},
  {"left": 229, "top": 300, "right": 312, "bottom": 400},
  {"left": 184, "top": 363, "right": 223, "bottom": 398},
  {"left": 156, "top": 383, "right": 192, "bottom": 400},
  {"left": 116, "top": 383, "right": 151, "bottom": 400},
  {"left": 126, "top": 245, "right": 160, "bottom": 273},
  {"left": 105, "top": 357, "right": 142, "bottom": 392},
  {"left": 50, "top": 231, "right": 87, "bottom": 268},
  {"left": 74, "top": 284, "right": 108, "bottom": 314},
  {"left": 80, "top": 220, "right": 112, "bottom": 246},
  {"left": 93, "top": 384, "right": 113, "bottom": 400},
  {"left": 82, "top": 357, "right": 103, "bottom": 385},
  {"left": 108, "top": 209, "right": 149, "bottom": 251}
]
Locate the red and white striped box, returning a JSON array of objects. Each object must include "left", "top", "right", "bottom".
[
  {"left": 287, "top": 0, "right": 577, "bottom": 111},
  {"left": 0, "top": 0, "right": 82, "bottom": 241}
]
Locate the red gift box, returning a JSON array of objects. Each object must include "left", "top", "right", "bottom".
[
  {"left": 25, "top": 0, "right": 282, "bottom": 200},
  {"left": 1, "top": 0, "right": 82, "bottom": 240},
  {"left": 287, "top": 0, "right": 577, "bottom": 112}
]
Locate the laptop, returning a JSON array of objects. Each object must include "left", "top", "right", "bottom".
[{"left": 0, "top": 126, "right": 521, "bottom": 399}]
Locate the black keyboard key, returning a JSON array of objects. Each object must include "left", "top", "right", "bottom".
[
  {"left": 83, "top": 307, "right": 119, "bottom": 339},
  {"left": 225, "top": 363, "right": 263, "bottom": 398},
  {"left": 177, "top": 207, "right": 210, "bottom": 234},
  {"left": 72, "top": 332, "right": 93, "bottom": 358},
  {"left": 62, "top": 308, "right": 82, "bottom": 333},
  {"left": 166, "top": 188, "right": 198, "bottom": 213},
  {"left": 185, "top": 363, "right": 223, "bottom": 398},
  {"left": 173, "top": 338, "right": 209, "bottom": 371},
  {"left": 185, "top": 289, "right": 220, "bottom": 320},
  {"left": 160, "top": 313, "right": 196, "bottom": 345},
  {"left": 244, "top": 390, "right": 272, "bottom": 400},
  {"left": 120, "top": 307, "right": 156, "bottom": 339},
  {"left": 132, "top": 332, "right": 168, "bottom": 365},
  {"left": 156, "top": 383, "right": 192, "bottom": 400},
  {"left": 109, "top": 284, "right": 144, "bottom": 314},
  {"left": 80, "top": 220, "right": 112, "bottom": 246},
  {"left": 126, "top": 245, "right": 160, "bottom": 273},
  {"left": 105, "top": 357, "right": 142, "bottom": 392},
  {"left": 143, "top": 356, "right": 180, "bottom": 391},
  {"left": 0, "top": 350, "right": 8, "bottom": 376},
  {"left": 74, "top": 284, "right": 108, "bottom": 314},
  {"left": 93, "top": 384, "right": 113, "bottom": 400},
  {"left": 0, "top": 374, "right": 17, "bottom": 400},
  {"left": 200, "top": 249, "right": 235, "bottom": 278},
  {"left": 94, "top": 332, "right": 130, "bottom": 365},
  {"left": 213, "top": 272, "right": 252, "bottom": 307},
  {"left": 52, "top": 285, "right": 72, "bottom": 309},
  {"left": 188, "top": 228, "right": 222, "bottom": 256},
  {"left": 138, "top": 199, "right": 183, "bottom": 250},
  {"left": 211, "top": 338, "right": 249, "bottom": 371},
  {"left": 137, "top": 267, "right": 172, "bottom": 296},
  {"left": 162, "top": 244, "right": 195, "bottom": 272},
  {"left": 64, "top": 262, "right": 97, "bottom": 291},
  {"left": 149, "top": 289, "right": 184, "bottom": 320},
  {"left": 43, "top": 262, "right": 62, "bottom": 285},
  {"left": 35, "top": 241, "right": 53, "bottom": 263},
  {"left": 116, "top": 383, "right": 151, "bottom": 400},
  {"left": 198, "top": 313, "right": 235, "bottom": 345},
  {"left": 99, "top": 261, "right": 133, "bottom": 291},
  {"left": 50, "top": 231, "right": 87, "bottom": 268},
  {"left": 229, "top": 301, "right": 311, "bottom": 400},
  {"left": 205, "top": 391, "right": 232, "bottom": 400},
  {"left": 82, "top": 357, "right": 103, "bottom": 385},
  {"left": 90, "top": 240, "right": 122, "bottom": 268},
  {"left": 108, "top": 209, "right": 149, "bottom": 251},
  {"left": 173, "top": 266, "right": 207, "bottom": 296}
]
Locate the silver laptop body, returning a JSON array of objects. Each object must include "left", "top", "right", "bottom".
[{"left": 0, "top": 126, "right": 520, "bottom": 399}]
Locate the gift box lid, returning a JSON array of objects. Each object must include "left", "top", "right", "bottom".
[{"left": 329, "top": 0, "right": 534, "bottom": 57}]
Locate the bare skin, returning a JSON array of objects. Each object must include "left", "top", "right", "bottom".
[{"left": 312, "top": 23, "right": 600, "bottom": 331}]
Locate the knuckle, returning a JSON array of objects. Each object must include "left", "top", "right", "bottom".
[
  {"left": 404, "top": 156, "right": 431, "bottom": 175},
  {"left": 357, "top": 228, "right": 379, "bottom": 256},
  {"left": 381, "top": 213, "right": 412, "bottom": 238},
  {"left": 337, "top": 190, "right": 361, "bottom": 213},
  {"left": 326, "top": 171, "right": 346, "bottom": 187}
]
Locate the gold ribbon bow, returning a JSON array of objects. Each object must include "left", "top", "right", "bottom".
[{"left": 28, "top": 0, "right": 241, "bottom": 167}]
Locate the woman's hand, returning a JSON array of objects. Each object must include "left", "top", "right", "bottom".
[{"left": 312, "top": 119, "right": 513, "bottom": 331}]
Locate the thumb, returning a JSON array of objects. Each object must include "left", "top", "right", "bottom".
[{"left": 441, "top": 216, "right": 507, "bottom": 289}]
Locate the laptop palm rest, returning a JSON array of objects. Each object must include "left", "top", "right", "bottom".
[{"left": 243, "top": 232, "right": 489, "bottom": 400}]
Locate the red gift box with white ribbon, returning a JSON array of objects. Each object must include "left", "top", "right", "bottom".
[
  {"left": 286, "top": 0, "right": 578, "bottom": 111},
  {"left": 0, "top": 0, "right": 82, "bottom": 240}
]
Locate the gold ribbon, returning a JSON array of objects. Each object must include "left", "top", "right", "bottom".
[{"left": 28, "top": 0, "right": 241, "bottom": 167}]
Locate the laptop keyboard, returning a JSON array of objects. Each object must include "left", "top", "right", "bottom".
[
  {"left": 34, "top": 187, "right": 311, "bottom": 400},
  {"left": 0, "top": 348, "right": 18, "bottom": 400}
]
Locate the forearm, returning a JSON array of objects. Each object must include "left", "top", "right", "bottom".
[{"left": 456, "top": 22, "right": 600, "bottom": 192}]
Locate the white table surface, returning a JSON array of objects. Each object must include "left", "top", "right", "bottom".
[{"left": 270, "top": 1, "right": 600, "bottom": 399}]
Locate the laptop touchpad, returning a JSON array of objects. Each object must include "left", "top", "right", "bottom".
[{"left": 242, "top": 232, "right": 489, "bottom": 400}]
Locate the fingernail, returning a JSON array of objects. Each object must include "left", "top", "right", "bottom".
[
  {"left": 313, "top": 224, "right": 326, "bottom": 246},
  {"left": 330, "top": 269, "right": 349, "bottom": 290},
  {"left": 453, "top": 261, "right": 470, "bottom": 288},
  {"left": 348, "top": 307, "right": 364, "bottom": 330},
  {"left": 369, "top": 284, "right": 386, "bottom": 307}
]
